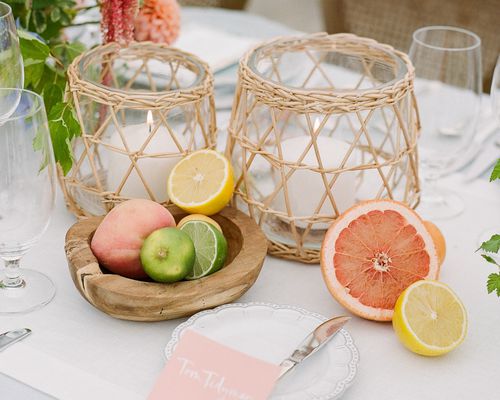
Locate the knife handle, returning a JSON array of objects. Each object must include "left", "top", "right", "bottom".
[{"left": 0, "top": 328, "right": 31, "bottom": 352}]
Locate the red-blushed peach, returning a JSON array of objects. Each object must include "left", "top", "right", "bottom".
[{"left": 90, "top": 199, "right": 176, "bottom": 279}]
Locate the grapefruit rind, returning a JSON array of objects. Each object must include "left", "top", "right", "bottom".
[{"left": 320, "top": 200, "right": 439, "bottom": 321}]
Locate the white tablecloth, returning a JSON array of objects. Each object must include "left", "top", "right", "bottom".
[{"left": 1, "top": 7, "right": 500, "bottom": 400}]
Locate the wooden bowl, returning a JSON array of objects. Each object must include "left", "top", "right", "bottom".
[{"left": 65, "top": 206, "right": 268, "bottom": 321}]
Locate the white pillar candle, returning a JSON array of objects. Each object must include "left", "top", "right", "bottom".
[
  {"left": 106, "top": 112, "right": 187, "bottom": 203},
  {"left": 273, "top": 135, "right": 358, "bottom": 229}
]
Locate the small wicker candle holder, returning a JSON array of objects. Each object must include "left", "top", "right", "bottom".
[
  {"left": 226, "top": 33, "right": 420, "bottom": 263},
  {"left": 60, "top": 42, "right": 216, "bottom": 217}
]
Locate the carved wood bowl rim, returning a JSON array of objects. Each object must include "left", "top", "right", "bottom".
[{"left": 64, "top": 206, "right": 268, "bottom": 321}]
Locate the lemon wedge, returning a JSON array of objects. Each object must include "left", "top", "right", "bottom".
[
  {"left": 177, "top": 214, "right": 223, "bottom": 232},
  {"left": 167, "top": 150, "right": 234, "bottom": 216},
  {"left": 392, "top": 280, "right": 467, "bottom": 356}
]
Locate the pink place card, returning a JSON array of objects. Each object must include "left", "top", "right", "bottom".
[{"left": 149, "top": 329, "right": 281, "bottom": 400}]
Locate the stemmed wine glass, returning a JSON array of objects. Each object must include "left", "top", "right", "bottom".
[
  {"left": 493, "top": 56, "right": 500, "bottom": 118},
  {"left": 409, "top": 26, "right": 482, "bottom": 219},
  {"left": 478, "top": 55, "right": 500, "bottom": 247},
  {"left": 0, "top": 2, "right": 23, "bottom": 120},
  {"left": 0, "top": 88, "right": 56, "bottom": 313}
]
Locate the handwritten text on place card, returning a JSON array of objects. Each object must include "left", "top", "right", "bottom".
[{"left": 148, "top": 330, "right": 281, "bottom": 400}]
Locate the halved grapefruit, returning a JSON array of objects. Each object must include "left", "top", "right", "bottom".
[{"left": 320, "top": 200, "right": 439, "bottom": 321}]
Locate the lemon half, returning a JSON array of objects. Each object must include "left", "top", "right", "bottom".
[{"left": 392, "top": 280, "right": 467, "bottom": 356}]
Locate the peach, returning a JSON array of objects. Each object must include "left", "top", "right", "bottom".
[{"left": 90, "top": 199, "right": 176, "bottom": 279}]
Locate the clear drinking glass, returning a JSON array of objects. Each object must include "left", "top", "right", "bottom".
[
  {"left": 477, "top": 55, "right": 500, "bottom": 248},
  {"left": 0, "top": 2, "right": 23, "bottom": 120},
  {"left": 0, "top": 88, "right": 56, "bottom": 313},
  {"left": 492, "top": 55, "right": 500, "bottom": 121},
  {"left": 409, "top": 26, "right": 482, "bottom": 219}
]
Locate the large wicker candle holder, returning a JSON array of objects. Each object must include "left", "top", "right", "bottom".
[
  {"left": 61, "top": 42, "right": 216, "bottom": 217},
  {"left": 226, "top": 33, "right": 420, "bottom": 263}
]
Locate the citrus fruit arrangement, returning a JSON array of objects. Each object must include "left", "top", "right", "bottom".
[
  {"left": 90, "top": 149, "right": 233, "bottom": 284},
  {"left": 392, "top": 280, "right": 467, "bottom": 356},
  {"left": 320, "top": 199, "right": 467, "bottom": 356},
  {"left": 167, "top": 149, "right": 234, "bottom": 216}
]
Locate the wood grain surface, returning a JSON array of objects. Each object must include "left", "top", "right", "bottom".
[{"left": 65, "top": 206, "right": 268, "bottom": 321}]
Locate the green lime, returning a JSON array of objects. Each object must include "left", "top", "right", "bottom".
[
  {"left": 179, "top": 220, "right": 228, "bottom": 280},
  {"left": 140, "top": 228, "right": 195, "bottom": 283}
]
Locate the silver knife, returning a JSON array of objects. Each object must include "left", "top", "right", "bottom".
[
  {"left": 0, "top": 328, "right": 31, "bottom": 352},
  {"left": 278, "top": 316, "right": 350, "bottom": 379}
]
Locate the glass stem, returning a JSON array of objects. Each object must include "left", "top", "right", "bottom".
[
  {"left": 421, "top": 172, "right": 445, "bottom": 205},
  {"left": 1, "top": 259, "right": 24, "bottom": 288}
]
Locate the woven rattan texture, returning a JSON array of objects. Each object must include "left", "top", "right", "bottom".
[
  {"left": 226, "top": 33, "right": 421, "bottom": 263},
  {"left": 60, "top": 42, "right": 216, "bottom": 217}
]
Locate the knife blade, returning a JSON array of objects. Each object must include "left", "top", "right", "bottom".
[
  {"left": 0, "top": 328, "right": 31, "bottom": 352},
  {"left": 278, "top": 316, "right": 350, "bottom": 379}
]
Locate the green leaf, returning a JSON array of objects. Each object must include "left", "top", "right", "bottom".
[
  {"left": 50, "top": 7, "right": 61, "bottom": 22},
  {"left": 32, "top": 128, "right": 51, "bottom": 172},
  {"left": 48, "top": 102, "right": 81, "bottom": 174},
  {"left": 63, "top": 41, "right": 85, "bottom": 62},
  {"left": 33, "top": 9, "right": 47, "bottom": 33},
  {"left": 23, "top": 59, "right": 45, "bottom": 88},
  {"left": 59, "top": 10, "right": 72, "bottom": 26},
  {"left": 490, "top": 159, "right": 500, "bottom": 182},
  {"left": 0, "top": 46, "right": 23, "bottom": 87},
  {"left": 487, "top": 273, "right": 500, "bottom": 296},
  {"left": 479, "top": 234, "right": 500, "bottom": 253},
  {"left": 42, "top": 83, "right": 64, "bottom": 113},
  {"left": 33, "top": 129, "right": 44, "bottom": 152},
  {"left": 18, "top": 30, "right": 50, "bottom": 60},
  {"left": 481, "top": 254, "right": 500, "bottom": 267},
  {"left": 51, "top": 41, "right": 85, "bottom": 67},
  {"left": 32, "top": 0, "right": 58, "bottom": 9}
]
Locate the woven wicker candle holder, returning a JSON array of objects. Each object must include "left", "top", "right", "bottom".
[
  {"left": 226, "top": 33, "right": 420, "bottom": 263},
  {"left": 60, "top": 42, "right": 216, "bottom": 217}
]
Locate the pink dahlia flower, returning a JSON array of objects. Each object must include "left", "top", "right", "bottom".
[{"left": 134, "top": 0, "right": 181, "bottom": 45}]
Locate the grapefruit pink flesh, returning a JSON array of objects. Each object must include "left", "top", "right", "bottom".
[{"left": 321, "top": 200, "right": 439, "bottom": 321}]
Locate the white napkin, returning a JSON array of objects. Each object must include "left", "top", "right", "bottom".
[
  {"left": 0, "top": 342, "right": 142, "bottom": 400},
  {"left": 175, "top": 23, "right": 258, "bottom": 72}
]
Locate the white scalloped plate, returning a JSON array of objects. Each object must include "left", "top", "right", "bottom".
[{"left": 165, "top": 302, "right": 359, "bottom": 400}]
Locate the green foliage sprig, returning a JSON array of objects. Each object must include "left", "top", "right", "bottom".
[
  {"left": 490, "top": 158, "right": 500, "bottom": 182},
  {"left": 478, "top": 158, "right": 500, "bottom": 296},
  {"left": 8, "top": 0, "right": 80, "bottom": 43},
  {"left": 6, "top": 0, "right": 89, "bottom": 174}
]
